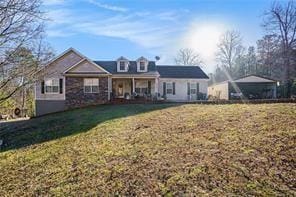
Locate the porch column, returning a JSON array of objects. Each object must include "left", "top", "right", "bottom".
[
  {"left": 132, "top": 78, "right": 135, "bottom": 94},
  {"left": 108, "top": 76, "right": 112, "bottom": 101},
  {"left": 273, "top": 84, "right": 277, "bottom": 98},
  {"left": 154, "top": 77, "right": 159, "bottom": 96}
]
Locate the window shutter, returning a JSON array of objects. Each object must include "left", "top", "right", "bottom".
[
  {"left": 163, "top": 82, "right": 166, "bottom": 96},
  {"left": 173, "top": 82, "right": 175, "bottom": 95},
  {"left": 148, "top": 81, "right": 151, "bottom": 94},
  {"left": 59, "top": 78, "right": 63, "bottom": 94},
  {"left": 187, "top": 82, "right": 190, "bottom": 95},
  {"left": 41, "top": 81, "right": 45, "bottom": 94}
]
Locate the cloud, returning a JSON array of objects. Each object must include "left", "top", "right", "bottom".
[
  {"left": 45, "top": 3, "right": 228, "bottom": 70},
  {"left": 46, "top": 7, "right": 186, "bottom": 49},
  {"left": 88, "top": 0, "right": 128, "bottom": 12}
]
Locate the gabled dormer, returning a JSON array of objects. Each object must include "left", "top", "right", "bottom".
[
  {"left": 117, "top": 56, "right": 129, "bottom": 72},
  {"left": 136, "top": 56, "right": 148, "bottom": 72}
]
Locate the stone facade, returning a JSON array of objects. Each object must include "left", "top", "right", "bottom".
[{"left": 65, "top": 77, "right": 109, "bottom": 108}]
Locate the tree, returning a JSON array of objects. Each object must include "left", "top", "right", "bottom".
[
  {"left": 233, "top": 53, "right": 247, "bottom": 78},
  {"left": 174, "top": 48, "right": 203, "bottom": 66},
  {"left": 257, "top": 34, "right": 282, "bottom": 78},
  {"left": 216, "top": 30, "right": 244, "bottom": 78},
  {"left": 263, "top": 0, "right": 296, "bottom": 97},
  {"left": 0, "top": 0, "right": 52, "bottom": 103},
  {"left": 215, "top": 66, "right": 228, "bottom": 82},
  {"left": 245, "top": 46, "right": 257, "bottom": 75}
]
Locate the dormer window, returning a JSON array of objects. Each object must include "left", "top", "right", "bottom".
[
  {"left": 139, "top": 61, "right": 145, "bottom": 71},
  {"left": 136, "top": 56, "right": 148, "bottom": 72},
  {"left": 119, "top": 61, "right": 126, "bottom": 71},
  {"left": 117, "top": 56, "right": 129, "bottom": 72}
]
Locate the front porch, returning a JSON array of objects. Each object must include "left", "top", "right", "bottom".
[{"left": 111, "top": 77, "right": 159, "bottom": 101}]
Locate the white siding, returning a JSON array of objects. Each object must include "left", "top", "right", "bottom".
[
  {"left": 208, "top": 82, "right": 229, "bottom": 100},
  {"left": 159, "top": 78, "right": 208, "bottom": 101}
]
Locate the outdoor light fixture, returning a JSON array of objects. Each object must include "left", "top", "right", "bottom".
[{"left": 277, "top": 81, "right": 280, "bottom": 86}]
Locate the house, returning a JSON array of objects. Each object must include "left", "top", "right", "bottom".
[
  {"left": 208, "top": 75, "right": 277, "bottom": 100},
  {"left": 35, "top": 48, "right": 209, "bottom": 116}
]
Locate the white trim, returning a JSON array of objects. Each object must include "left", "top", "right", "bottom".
[
  {"left": 44, "top": 78, "right": 60, "bottom": 94},
  {"left": 117, "top": 60, "right": 129, "bottom": 72},
  {"left": 84, "top": 78, "right": 99, "bottom": 93},
  {"left": 160, "top": 78, "right": 208, "bottom": 81},
  {"left": 38, "top": 47, "right": 111, "bottom": 74},
  {"left": 62, "top": 58, "right": 86, "bottom": 74},
  {"left": 64, "top": 73, "right": 110, "bottom": 77},
  {"left": 63, "top": 76, "right": 66, "bottom": 100},
  {"left": 136, "top": 56, "right": 148, "bottom": 72},
  {"left": 166, "top": 82, "right": 173, "bottom": 95},
  {"left": 136, "top": 56, "right": 148, "bottom": 62},
  {"left": 35, "top": 98, "right": 65, "bottom": 101},
  {"left": 116, "top": 56, "right": 129, "bottom": 61},
  {"left": 107, "top": 76, "right": 111, "bottom": 100},
  {"left": 189, "top": 83, "right": 197, "bottom": 95},
  {"left": 112, "top": 74, "right": 159, "bottom": 79},
  {"left": 36, "top": 48, "right": 83, "bottom": 74},
  {"left": 68, "top": 48, "right": 110, "bottom": 74},
  {"left": 62, "top": 57, "right": 110, "bottom": 75}
]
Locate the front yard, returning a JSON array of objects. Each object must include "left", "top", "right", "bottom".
[{"left": 0, "top": 103, "right": 295, "bottom": 196}]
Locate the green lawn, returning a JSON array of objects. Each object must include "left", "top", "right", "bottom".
[{"left": 0, "top": 103, "right": 295, "bottom": 196}]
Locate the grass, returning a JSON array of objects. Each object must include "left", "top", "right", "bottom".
[{"left": 0, "top": 103, "right": 295, "bottom": 196}]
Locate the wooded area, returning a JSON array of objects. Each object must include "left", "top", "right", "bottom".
[
  {"left": 210, "top": 1, "right": 296, "bottom": 97},
  {"left": 0, "top": 0, "right": 53, "bottom": 116}
]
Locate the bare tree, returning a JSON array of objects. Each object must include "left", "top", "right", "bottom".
[
  {"left": 216, "top": 30, "right": 244, "bottom": 77},
  {"left": 0, "top": 0, "right": 52, "bottom": 103},
  {"left": 174, "top": 48, "right": 203, "bottom": 66},
  {"left": 263, "top": 0, "right": 296, "bottom": 97}
]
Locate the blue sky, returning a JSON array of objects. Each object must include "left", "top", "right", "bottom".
[{"left": 43, "top": 0, "right": 275, "bottom": 73}]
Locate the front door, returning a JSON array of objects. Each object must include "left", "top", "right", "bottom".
[{"left": 118, "top": 83, "right": 124, "bottom": 97}]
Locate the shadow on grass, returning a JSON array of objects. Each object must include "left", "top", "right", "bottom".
[{"left": 0, "top": 103, "right": 179, "bottom": 152}]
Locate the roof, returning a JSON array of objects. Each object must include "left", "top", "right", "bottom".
[
  {"left": 94, "top": 61, "right": 158, "bottom": 74},
  {"left": 156, "top": 65, "right": 209, "bottom": 79},
  {"left": 209, "top": 75, "right": 276, "bottom": 87},
  {"left": 233, "top": 75, "right": 276, "bottom": 83}
]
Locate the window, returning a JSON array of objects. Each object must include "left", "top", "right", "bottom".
[
  {"left": 139, "top": 61, "right": 145, "bottom": 71},
  {"left": 190, "top": 83, "right": 197, "bottom": 94},
  {"left": 166, "top": 82, "right": 173, "bottom": 94},
  {"left": 135, "top": 87, "right": 148, "bottom": 94},
  {"left": 119, "top": 61, "right": 126, "bottom": 71},
  {"left": 45, "top": 79, "right": 59, "bottom": 93},
  {"left": 84, "top": 78, "right": 99, "bottom": 93}
]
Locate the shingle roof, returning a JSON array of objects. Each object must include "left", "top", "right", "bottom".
[
  {"left": 156, "top": 65, "right": 209, "bottom": 79},
  {"left": 94, "top": 61, "right": 157, "bottom": 74},
  {"left": 93, "top": 61, "right": 209, "bottom": 79}
]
